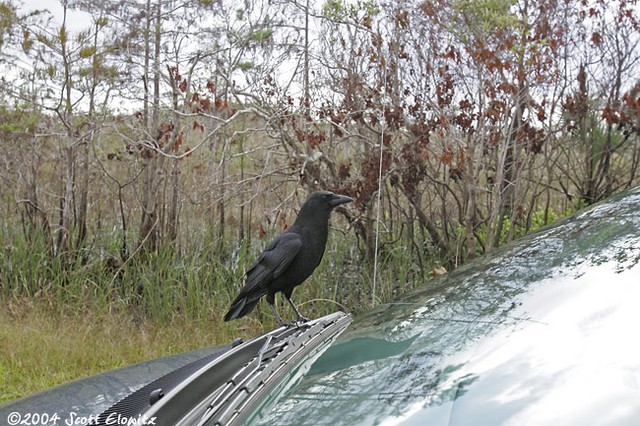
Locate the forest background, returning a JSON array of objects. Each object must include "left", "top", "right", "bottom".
[{"left": 1, "top": 0, "right": 640, "bottom": 402}]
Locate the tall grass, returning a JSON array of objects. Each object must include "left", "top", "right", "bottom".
[{"left": 1, "top": 216, "right": 432, "bottom": 325}]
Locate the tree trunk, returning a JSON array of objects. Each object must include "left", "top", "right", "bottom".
[
  {"left": 463, "top": 136, "right": 477, "bottom": 260},
  {"left": 404, "top": 190, "right": 453, "bottom": 269},
  {"left": 137, "top": 0, "right": 163, "bottom": 254},
  {"left": 58, "top": 137, "right": 74, "bottom": 256},
  {"left": 167, "top": 158, "right": 179, "bottom": 243}
]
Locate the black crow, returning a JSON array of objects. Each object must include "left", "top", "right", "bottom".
[{"left": 224, "top": 191, "right": 353, "bottom": 325}]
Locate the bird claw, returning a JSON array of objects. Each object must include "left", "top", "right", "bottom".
[
  {"left": 288, "top": 316, "right": 310, "bottom": 328},
  {"left": 277, "top": 317, "right": 310, "bottom": 328}
]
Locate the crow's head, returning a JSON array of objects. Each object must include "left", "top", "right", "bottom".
[
  {"left": 295, "top": 191, "right": 353, "bottom": 223},
  {"left": 310, "top": 191, "right": 353, "bottom": 209}
]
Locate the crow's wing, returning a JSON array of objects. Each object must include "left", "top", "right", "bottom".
[
  {"left": 240, "top": 232, "right": 302, "bottom": 296},
  {"left": 224, "top": 233, "right": 302, "bottom": 321}
]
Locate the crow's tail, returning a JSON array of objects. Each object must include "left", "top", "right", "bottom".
[{"left": 223, "top": 294, "right": 261, "bottom": 321}]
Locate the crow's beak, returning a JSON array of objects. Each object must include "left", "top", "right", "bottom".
[{"left": 329, "top": 194, "right": 354, "bottom": 207}]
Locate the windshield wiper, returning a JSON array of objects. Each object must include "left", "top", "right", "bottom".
[{"left": 94, "top": 311, "right": 351, "bottom": 426}]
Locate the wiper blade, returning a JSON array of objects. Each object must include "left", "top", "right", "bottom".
[{"left": 114, "top": 311, "right": 351, "bottom": 426}]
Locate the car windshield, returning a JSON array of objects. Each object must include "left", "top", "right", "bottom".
[{"left": 248, "top": 187, "right": 640, "bottom": 426}]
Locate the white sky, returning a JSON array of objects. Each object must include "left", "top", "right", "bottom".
[{"left": 20, "top": 0, "right": 92, "bottom": 31}]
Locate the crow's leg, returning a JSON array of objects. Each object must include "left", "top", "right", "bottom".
[
  {"left": 266, "top": 292, "right": 288, "bottom": 326},
  {"left": 283, "top": 292, "right": 309, "bottom": 323},
  {"left": 267, "top": 303, "right": 288, "bottom": 326}
]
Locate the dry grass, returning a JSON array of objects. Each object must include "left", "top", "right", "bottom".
[{"left": 0, "top": 297, "right": 261, "bottom": 404}]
